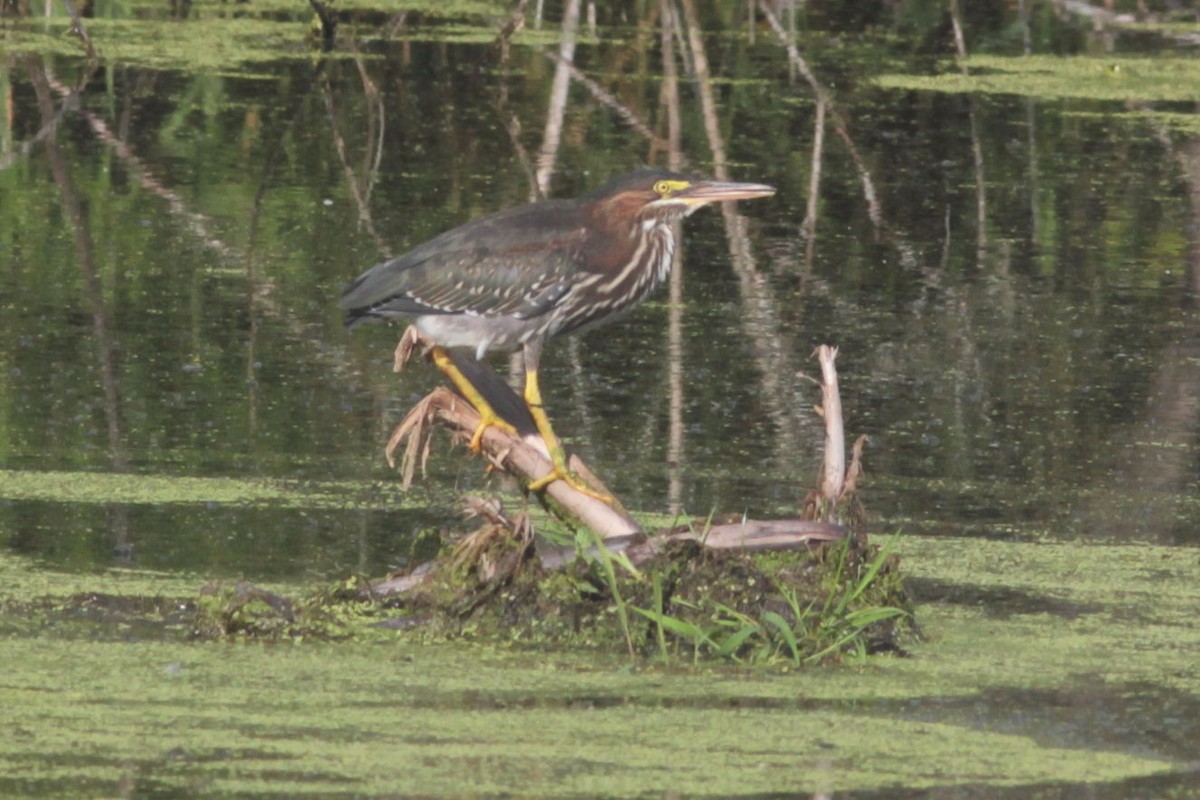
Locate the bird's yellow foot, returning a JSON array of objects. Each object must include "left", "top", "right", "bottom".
[
  {"left": 527, "top": 464, "right": 613, "bottom": 504},
  {"left": 427, "top": 345, "right": 519, "bottom": 453},
  {"left": 467, "top": 411, "right": 519, "bottom": 453}
]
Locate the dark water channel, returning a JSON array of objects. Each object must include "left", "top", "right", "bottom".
[{"left": 1, "top": 1, "right": 1199, "bottom": 796}]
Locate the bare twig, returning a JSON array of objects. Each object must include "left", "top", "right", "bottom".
[
  {"left": 307, "top": 0, "right": 338, "bottom": 48},
  {"left": 679, "top": 0, "right": 808, "bottom": 459},
  {"left": 801, "top": 96, "right": 826, "bottom": 242},
  {"left": 661, "top": 0, "right": 686, "bottom": 514},
  {"left": 1, "top": 0, "right": 106, "bottom": 174},
  {"left": 451, "top": 496, "right": 535, "bottom": 584},
  {"left": 0, "top": 85, "right": 77, "bottom": 171},
  {"left": 492, "top": 3, "right": 541, "bottom": 202},
  {"left": 948, "top": 0, "right": 989, "bottom": 263},
  {"left": 539, "top": 50, "right": 671, "bottom": 155},
  {"left": 949, "top": 0, "right": 969, "bottom": 65},
  {"left": 29, "top": 61, "right": 124, "bottom": 472},
  {"left": 60, "top": 0, "right": 99, "bottom": 70},
  {"left": 321, "top": 49, "right": 390, "bottom": 254},
  {"left": 756, "top": 1, "right": 887, "bottom": 235},
  {"left": 491, "top": 0, "right": 529, "bottom": 59},
  {"left": 844, "top": 434, "right": 868, "bottom": 496},
  {"left": 534, "top": 0, "right": 580, "bottom": 195},
  {"left": 37, "top": 74, "right": 239, "bottom": 265}
]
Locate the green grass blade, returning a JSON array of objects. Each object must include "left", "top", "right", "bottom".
[
  {"left": 630, "top": 606, "right": 715, "bottom": 648},
  {"left": 715, "top": 624, "right": 761, "bottom": 659},
  {"left": 760, "top": 610, "right": 801, "bottom": 662}
]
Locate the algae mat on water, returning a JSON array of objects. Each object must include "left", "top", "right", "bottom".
[
  {"left": 0, "top": 468, "right": 420, "bottom": 511},
  {"left": 874, "top": 53, "right": 1200, "bottom": 134},
  {"left": 874, "top": 54, "right": 1200, "bottom": 104},
  {"left": 1, "top": 538, "right": 1197, "bottom": 796},
  {"left": 0, "top": 0, "right": 562, "bottom": 75}
]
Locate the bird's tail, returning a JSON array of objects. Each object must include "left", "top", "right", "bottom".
[{"left": 342, "top": 308, "right": 378, "bottom": 329}]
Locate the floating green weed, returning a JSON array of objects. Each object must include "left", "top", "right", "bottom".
[
  {"left": 0, "top": 468, "right": 421, "bottom": 510},
  {"left": 875, "top": 54, "right": 1200, "bottom": 104}
]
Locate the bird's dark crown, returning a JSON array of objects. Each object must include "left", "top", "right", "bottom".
[{"left": 583, "top": 168, "right": 696, "bottom": 200}]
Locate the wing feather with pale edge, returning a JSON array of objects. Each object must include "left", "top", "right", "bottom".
[{"left": 340, "top": 199, "right": 589, "bottom": 325}]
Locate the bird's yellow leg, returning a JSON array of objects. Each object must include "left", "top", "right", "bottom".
[
  {"left": 429, "top": 346, "right": 518, "bottom": 451},
  {"left": 523, "top": 368, "right": 613, "bottom": 503}
]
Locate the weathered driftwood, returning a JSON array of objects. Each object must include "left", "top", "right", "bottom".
[
  {"left": 370, "top": 509, "right": 846, "bottom": 598},
  {"left": 536, "top": 518, "right": 846, "bottom": 572}
]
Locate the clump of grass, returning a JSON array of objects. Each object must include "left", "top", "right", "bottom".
[
  {"left": 624, "top": 535, "right": 910, "bottom": 666},
  {"left": 186, "top": 517, "right": 912, "bottom": 667}
]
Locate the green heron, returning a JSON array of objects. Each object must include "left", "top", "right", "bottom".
[{"left": 341, "top": 169, "right": 775, "bottom": 499}]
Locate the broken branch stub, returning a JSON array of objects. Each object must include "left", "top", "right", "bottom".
[{"left": 816, "top": 344, "right": 846, "bottom": 501}]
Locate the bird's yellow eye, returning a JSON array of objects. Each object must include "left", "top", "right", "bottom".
[{"left": 653, "top": 180, "right": 673, "bottom": 197}]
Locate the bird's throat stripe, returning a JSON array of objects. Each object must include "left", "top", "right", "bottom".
[{"left": 595, "top": 225, "right": 671, "bottom": 301}]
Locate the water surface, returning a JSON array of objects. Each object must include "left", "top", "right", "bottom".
[{"left": 1, "top": 1, "right": 1198, "bottom": 796}]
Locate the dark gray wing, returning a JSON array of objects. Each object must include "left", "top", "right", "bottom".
[{"left": 341, "top": 199, "right": 588, "bottom": 327}]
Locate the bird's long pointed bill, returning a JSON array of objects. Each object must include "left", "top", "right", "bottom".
[{"left": 676, "top": 181, "right": 776, "bottom": 204}]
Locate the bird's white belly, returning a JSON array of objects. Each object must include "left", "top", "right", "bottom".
[{"left": 415, "top": 314, "right": 552, "bottom": 360}]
